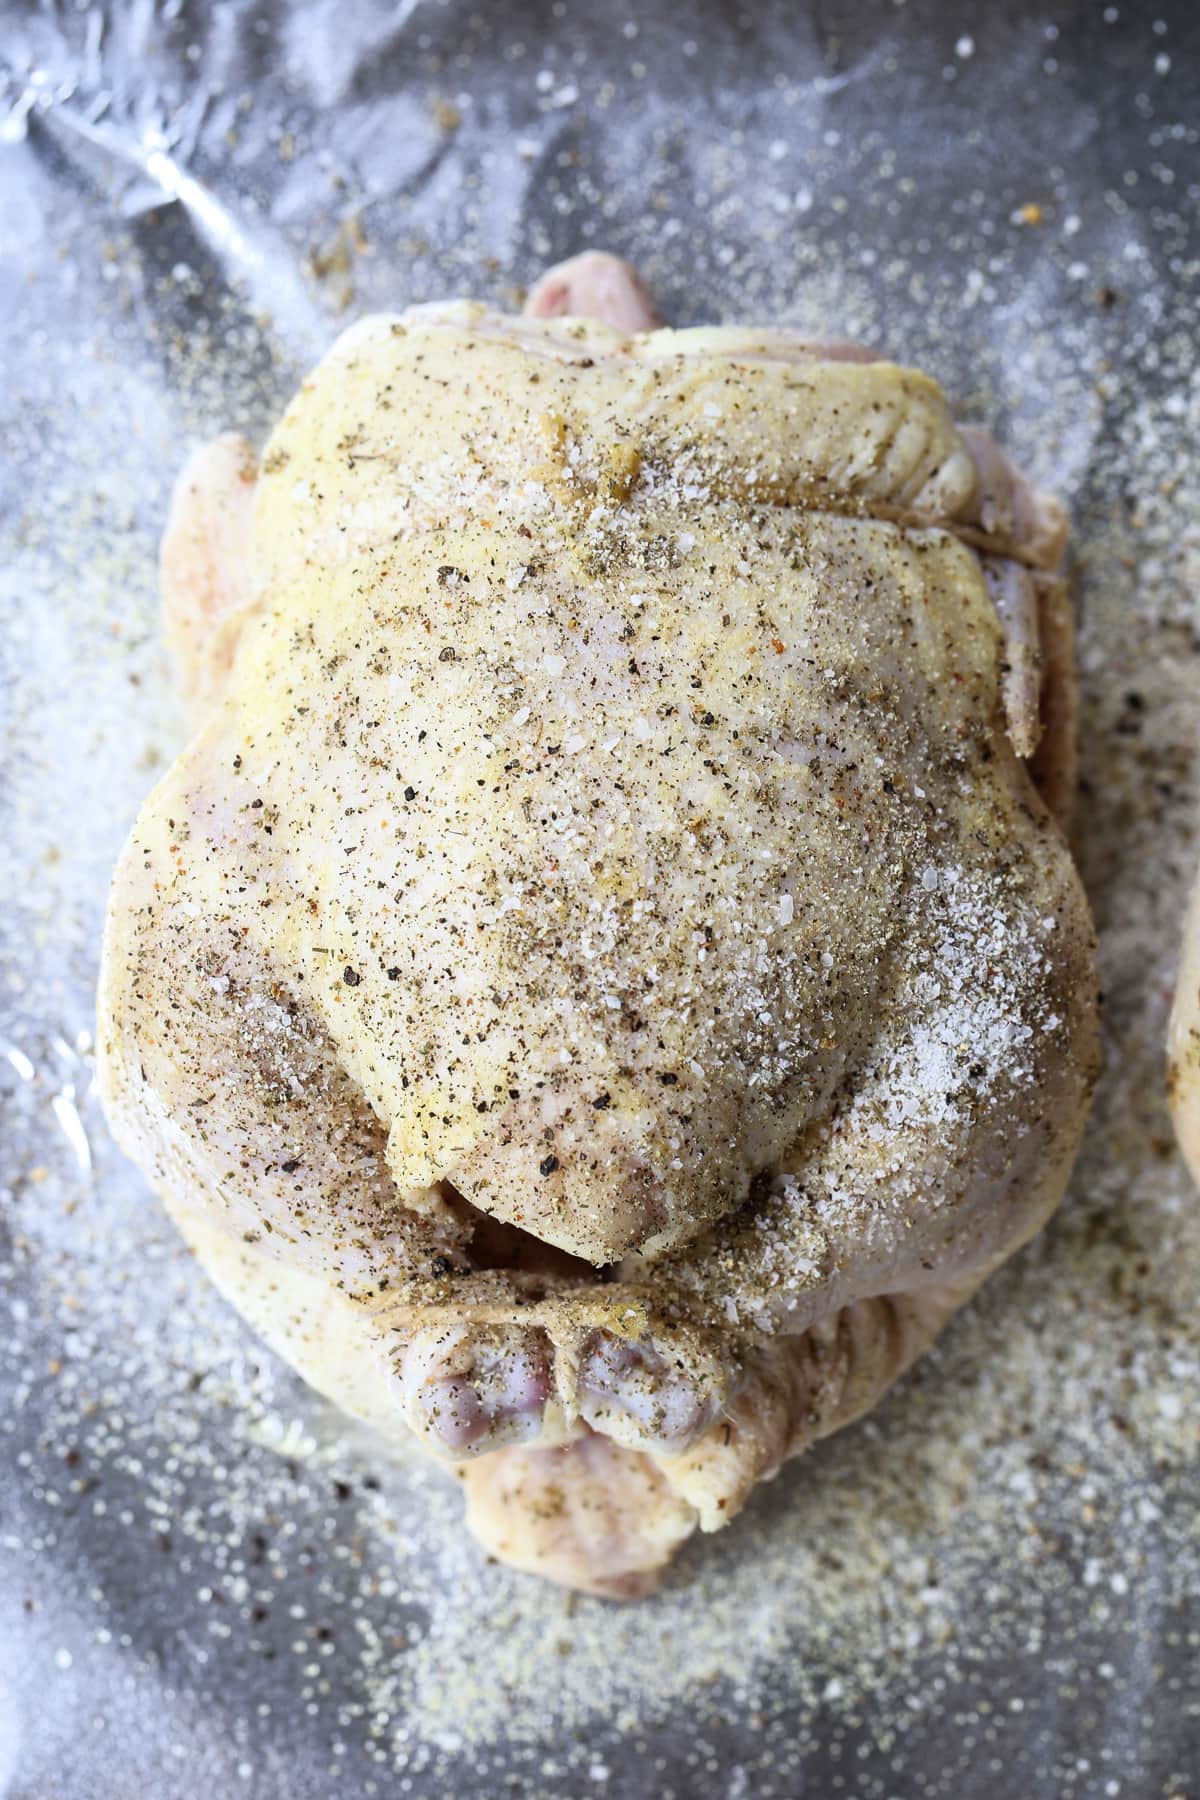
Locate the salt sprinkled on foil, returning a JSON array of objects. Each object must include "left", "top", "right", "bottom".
[{"left": 2, "top": 4, "right": 1199, "bottom": 1796}]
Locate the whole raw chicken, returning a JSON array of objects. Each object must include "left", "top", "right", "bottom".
[{"left": 98, "top": 253, "right": 1100, "bottom": 1597}]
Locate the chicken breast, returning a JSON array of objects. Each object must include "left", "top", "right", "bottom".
[{"left": 97, "top": 254, "right": 1099, "bottom": 1596}]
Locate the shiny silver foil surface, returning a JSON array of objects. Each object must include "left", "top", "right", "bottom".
[{"left": 1, "top": 3, "right": 1198, "bottom": 1794}]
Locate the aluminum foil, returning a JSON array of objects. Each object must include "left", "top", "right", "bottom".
[{"left": 2, "top": 3, "right": 1199, "bottom": 1795}]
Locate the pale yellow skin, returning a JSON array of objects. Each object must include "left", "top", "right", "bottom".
[
  {"left": 98, "top": 256, "right": 1099, "bottom": 1597},
  {"left": 1168, "top": 893, "right": 1200, "bottom": 1184}
]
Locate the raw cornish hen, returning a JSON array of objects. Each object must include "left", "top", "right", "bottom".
[{"left": 98, "top": 252, "right": 1100, "bottom": 1598}]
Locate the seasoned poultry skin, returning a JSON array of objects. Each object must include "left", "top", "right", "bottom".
[
  {"left": 1167, "top": 891, "right": 1200, "bottom": 1192},
  {"left": 98, "top": 254, "right": 1099, "bottom": 1597}
]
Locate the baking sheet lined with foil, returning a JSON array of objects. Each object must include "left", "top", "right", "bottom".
[{"left": 1, "top": 3, "right": 1198, "bottom": 1796}]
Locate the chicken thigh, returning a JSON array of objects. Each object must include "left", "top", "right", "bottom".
[{"left": 97, "top": 254, "right": 1099, "bottom": 1596}]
